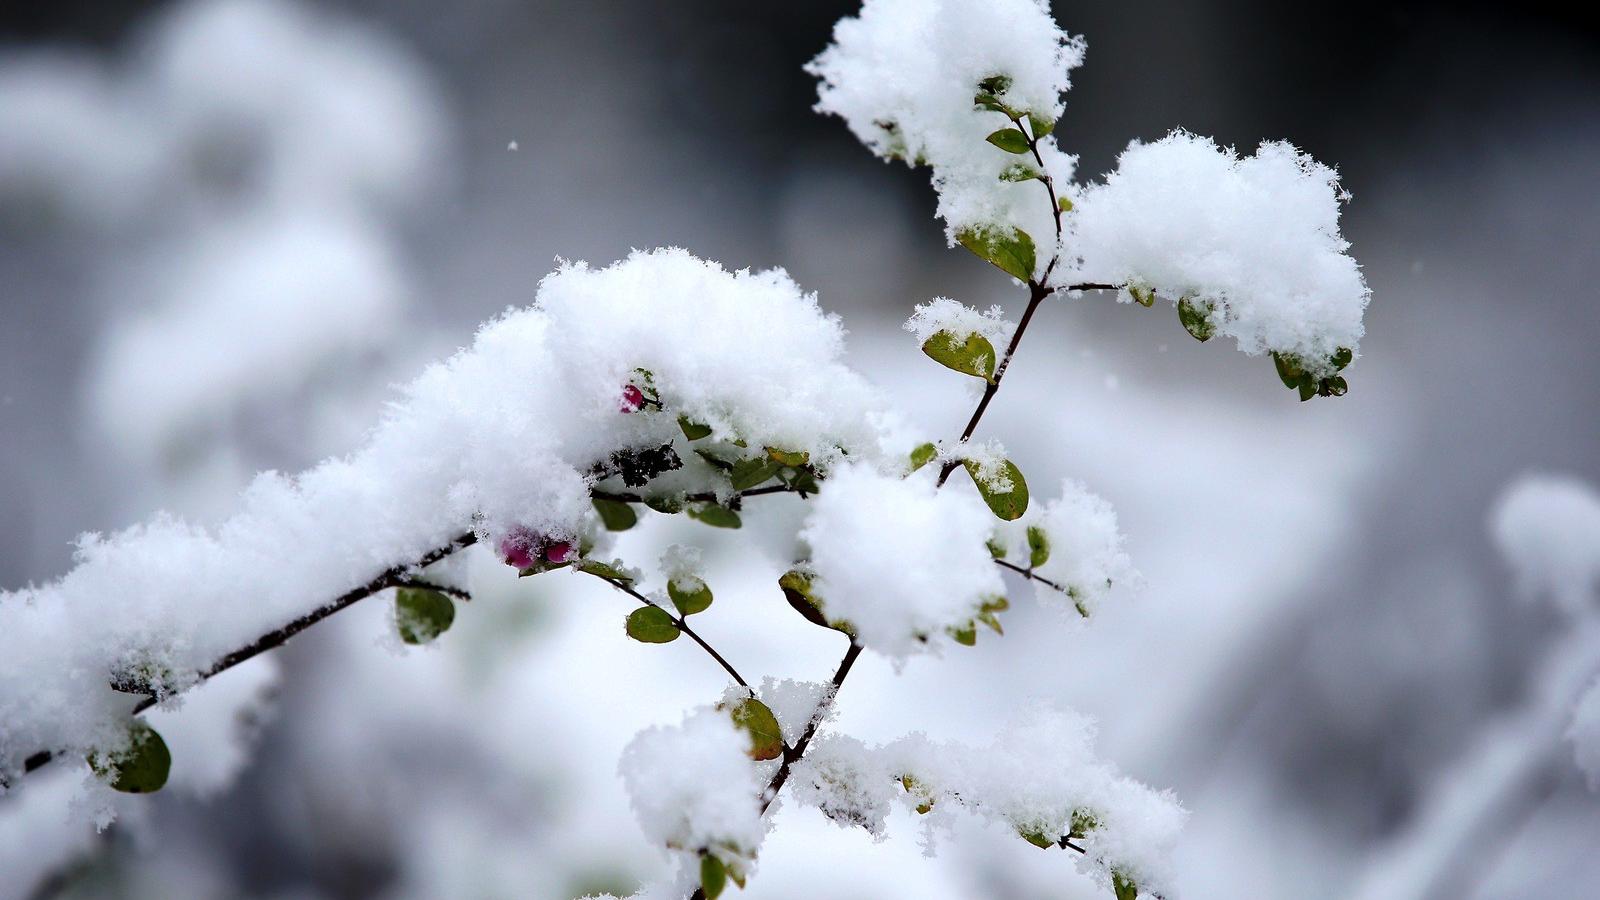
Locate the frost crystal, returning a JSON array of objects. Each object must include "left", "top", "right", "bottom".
[{"left": 800, "top": 463, "right": 1006, "bottom": 660}]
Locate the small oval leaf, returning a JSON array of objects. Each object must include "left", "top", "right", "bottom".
[
  {"left": 701, "top": 854, "right": 728, "bottom": 900},
  {"left": 963, "top": 458, "right": 1030, "bottom": 521},
  {"left": 909, "top": 442, "right": 938, "bottom": 473},
  {"left": 668, "top": 577, "right": 713, "bottom": 616},
  {"left": 922, "top": 330, "right": 997, "bottom": 382},
  {"left": 687, "top": 504, "right": 742, "bottom": 529},
  {"left": 678, "top": 415, "right": 714, "bottom": 441},
  {"left": 592, "top": 497, "right": 638, "bottom": 531},
  {"left": 956, "top": 225, "right": 1037, "bottom": 283},
  {"left": 1177, "top": 296, "right": 1215, "bottom": 342},
  {"left": 985, "top": 127, "right": 1031, "bottom": 154},
  {"left": 395, "top": 587, "right": 456, "bottom": 645},
  {"left": 729, "top": 697, "right": 784, "bottom": 761},
  {"left": 88, "top": 721, "right": 171, "bottom": 794},
  {"left": 1026, "top": 525, "right": 1050, "bottom": 568},
  {"left": 729, "top": 457, "right": 780, "bottom": 491},
  {"left": 625, "top": 605, "right": 680, "bottom": 643}
]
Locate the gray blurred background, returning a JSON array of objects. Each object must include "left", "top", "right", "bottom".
[{"left": 2, "top": 1, "right": 1598, "bottom": 898}]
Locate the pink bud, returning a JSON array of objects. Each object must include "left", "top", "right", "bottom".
[
  {"left": 619, "top": 384, "right": 645, "bottom": 413},
  {"left": 543, "top": 541, "right": 573, "bottom": 563}
]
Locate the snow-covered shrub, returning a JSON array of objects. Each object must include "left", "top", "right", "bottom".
[{"left": 1, "top": 1, "right": 1373, "bottom": 897}]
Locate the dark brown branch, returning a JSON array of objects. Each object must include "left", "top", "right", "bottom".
[
  {"left": 993, "top": 558, "right": 1067, "bottom": 594},
  {"left": 590, "top": 483, "right": 799, "bottom": 505},
  {"left": 587, "top": 573, "right": 753, "bottom": 691},
  {"left": 18, "top": 532, "right": 479, "bottom": 777}
]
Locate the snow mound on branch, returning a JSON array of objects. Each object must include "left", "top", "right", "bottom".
[
  {"left": 800, "top": 463, "right": 1005, "bottom": 661},
  {"left": 993, "top": 479, "right": 1137, "bottom": 618},
  {"left": 1066, "top": 131, "right": 1370, "bottom": 373},
  {"left": 618, "top": 708, "right": 766, "bottom": 868},
  {"left": 0, "top": 249, "right": 888, "bottom": 783},
  {"left": 791, "top": 706, "right": 1186, "bottom": 897},
  {"left": 808, "top": 0, "right": 1083, "bottom": 251}
]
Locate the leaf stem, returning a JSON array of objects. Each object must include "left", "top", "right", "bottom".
[{"left": 586, "top": 572, "right": 753, "bottom": 691}]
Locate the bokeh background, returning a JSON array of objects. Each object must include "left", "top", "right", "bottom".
[{"left": 2, "top": 1, "right": 1598, "bottom": 898}]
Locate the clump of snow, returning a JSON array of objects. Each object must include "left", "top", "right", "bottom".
[
  {"left": 789, "top": 734, "right": 895, "bottom": 839},
  {"left": 904, "top": 297, "right": 1015, "bottom": 346},
  {"left": 1489, "top": 473, "right": 1600, "bottom": 615},
  {"left": 1066, "top": 131, "right": 1369, "bottom": 374},
  {"left": 658, "top": 544, "right": 705, "bottom": 593},
  {"left": 957, "top": 440, "right": 1016, "bottom": 494},
  {"left": 618, "top": 708, "right": 766, "bottom": 868},
  {"left": 800, "top": 463, "right": 1006, "bottom": 660},
  {"left": 993, "top": 480, "right": 1137, "bottom": 617},
  {"left": 757, "top": 678, "right": 835, "bottom": 746},
  {"left": 791, "top": 706, "right": 1186, "bottom": 896},
  {"left": 808, "top": 0, "right": 1084, "bottom": 252},
  {"left": 0, "top": 248, "right": 890, "bottom": 783}
]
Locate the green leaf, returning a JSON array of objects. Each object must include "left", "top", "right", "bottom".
[
  {"left": 1018, "top": 827, "right": 1055, "bottom": 849},
  {"left": 1113, "top": 871, "right": 1138, "bottom": 900},
  {"left": 963, "top": 458, "right": 1030, "bottom": 521},
  {"left": 974, "top": 93, "right": 1020, "bottom": 116},
  {"left": 625, "top": 605, "right": 680, "bottom": 643},
  {"left": 986, "top": 127, "right": 1031, "bottom": 154},
  {"left": 1069, "top": 808, "right": 1100, "bottom": 839},
  {"left": 1319, "top": 375, "right": 1349, "bottom": 397},
  {"left": 1331, "top": 347, "right": 1354, "bottom": 370},
  {"left": 687, "top": 503, "right": 742, "bottom": 529},
  {"left": 88, "top": 721, "right": 171, "bottom": 794},
  {"left": 592, "top": 497, "right": 638, "bottom": 531},
  {"left": 765, "top": 447, "right": 810, "bottom": 467},
  {"left": 922, "top": 330, "right": 997, "bottom": 382},
  {"left": 977, "top": 74, "right": 1014, "bottom": 95},
  {"left": 395, "top": 587, "right": 455, "bottom": 645},
  {"left": 1177, "top": 296, "right": 1215, "bottom": 342},
  {"left": 668, "top": 577, "right": 713, "bottom": 616},
  {"left": 643, "top": 494, "right": 684, "bottom": 515},
  {"left": 1272, "top": 351, "right": 1302, "bottom": 389},
  {"left": 576, "top": 558, "right": 636, "bottom": 584},
  {"left": 678, "top": 415, "right": 714, "bottom": 441},
  {"left": 986, "top": 537, "right": 1007, "bottom": 559},
  {"left": 695, "top": 448, "right": 736, "bottom": 471},
  {"left": 1027, "top": 525, "right": 1050, "bottom": 568},
  {"left": 729, "top": 697, "right": 784, "bottom": 761},
  {"left": 1058, "top": 196, "right": 1074, "bottom": 213},
  {"left": 729, "top": 457, "right": 780, "bottom": 492},
  {"left": 1297, "top": 372, "right": 1317, "bottom": 402},
  {"left": 909, "top": 442, "right": 938, "bottom": 472},
  {"left": 1027, "top": 112, "right": 1056, "bottom": 138},
  {"left": 999, "top": 163, "right": 1041, "bottom": 182},
  {"left": 956, "top": 225, "right": 1037, "bottom": 283},
  {"left": 780, "top": 569, "right": 830, "bottom": 629},
  {"left": 700, "top": 854, "right": 728, "bottom": 900},
  {"left": 948, "top": 623, "right": 977, "bottom": 646},
  {"left": 1128, "top": 284, "right": 1155, "bottom": 307}
]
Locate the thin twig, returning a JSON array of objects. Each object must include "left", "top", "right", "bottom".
[
  {"left": 587, "top": 573, "right": 753, "bottom": 691},
  {"left": 590, "top": 483, "right": 798, "bottom": 505},
  {"left": 19, "top": 531, "right": 480, "bottom": 777},
  {"left": 993, "top": 558, "right": 1067, "bottom": 594}
]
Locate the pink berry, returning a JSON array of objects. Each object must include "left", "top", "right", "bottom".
[
  {"left": 544, "top": 541, "right": 573, "bottom": 563},
  {"left": 619, "top": 384, "right": 645, "bottom": 412},
  {"left": 499, "top": 529, "right": 538, "bottom": 569}
]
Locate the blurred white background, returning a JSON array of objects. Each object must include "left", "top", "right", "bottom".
[{"left": 2, "top": 1, "right": 1598, "bottom": 897}]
